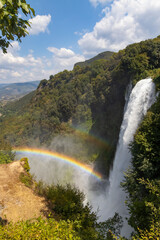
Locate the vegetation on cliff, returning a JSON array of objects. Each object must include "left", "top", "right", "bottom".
[
  {"left": 75, "top": 51, "right": 114, "bottom": 67},
  {"left": 0, "top": 139, "right": 15, "bottom": 164},
  {"left": 0, "top": 217, "right": 81, "bottom": 240},
  {"left": 122, "top": 93, "right": 160, "bottom": 234}
]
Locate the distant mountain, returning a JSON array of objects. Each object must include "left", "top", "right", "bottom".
[
  {"left": 0, "top": 81, "right": 40, "bottom": 103},
  {"left": 0, "top": 84, "right": 9, "bottom": 89},
  {"left": 1, "top": 90, "right": 36, "bottom": 116},
  {"left": 74, "top": 51, "right": 114, "bottom": 67}
]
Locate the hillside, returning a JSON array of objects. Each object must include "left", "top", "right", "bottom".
[
  {"left": 0, "top": 91, "right": 36, "bottom": 117},
  {"left": 75, "top": 51, "right": 114, "bottom": 67},
  {"left": 0, "top": 80, "right": 40, "bottom": 104},
  {"left": 0, "top": 160, "right": 47, "bottom": 223}
]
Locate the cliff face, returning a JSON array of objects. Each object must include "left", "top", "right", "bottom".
[
  {"left": 0, "top": 36, "right": 160, "bottom": 177},
  {"left": 91, "top": 75, "right": 130, "bottom": 177}
]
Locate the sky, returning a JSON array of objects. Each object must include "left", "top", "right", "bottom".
[{"left": 0, "top": 0, "right": 160, "bottom": 84}]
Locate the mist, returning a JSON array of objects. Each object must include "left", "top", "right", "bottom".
[{"left": 15, "top": 134, "right": 104, "bottom": 210}]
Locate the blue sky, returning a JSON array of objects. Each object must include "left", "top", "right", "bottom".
[
  {"left": 22, "top": 0, "right": 102, "bottom": 57},
  {"left": 0, "top": 0, "right": 160, "bottom": 83}
]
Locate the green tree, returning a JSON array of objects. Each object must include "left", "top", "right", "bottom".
[
  {"left": 131, "top": 179, "right": 160, "bottom": 239},
  {"left": 0, "top": 138, "right": 15, "bottom": 163},
  {"left": 97, "top": 213, "right": 123, "bottom": 240},
  {"left": 0, "top": 0, "right": 35, "bottom": 53},
  {"left": 35, "top": 182, "right": 123, "bottom": 240},
  {"left": 0, "top": 217, "right": 81, "bottom": 239}
]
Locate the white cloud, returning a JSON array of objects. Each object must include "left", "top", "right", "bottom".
[
  {"left": 74, "top": 29, "right": 88, "bottom": 36},
  {"left": 8, "top": 41, "right": 21, "bottom": 54},
  {"left": 0, "top": 42, "right": 48, "bottom": 83},
  {"left": 0, "top": 43, "right": 85, "bottom": 84},
  {"left": 89, "top": 0, "right": 112, "bottom": 7},
  {"left": 29, "top": 14, "right": 51, "bottom": 35},
  {"left": 48, "top": 47, "right": 75, "bottom": 58},
  {"left": 47, "top": 47, "right": 85, "bottom": 71},
  {"left": 79, "top": 0, "right": 160, "bottom": 57}
]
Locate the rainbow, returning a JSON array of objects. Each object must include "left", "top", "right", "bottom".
[
  {"left": 70, "top": 126, "right": 110, "bottom": 150},
  {"left": 14, "top": 147, "right": 102, "bottom": 180}
]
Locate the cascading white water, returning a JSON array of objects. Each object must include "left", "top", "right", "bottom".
[
  {"left": 103, "top": 78, "right": 156, "bottom": 236},
  {"left": 88, "top": 78, "right": 156, "bottom": 237}
]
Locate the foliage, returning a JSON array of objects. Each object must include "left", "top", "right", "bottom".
[
  {"left": 133, "top": 221, "right": 160, "bottom": 239},
  {"left": 0, "top": 138, "right": 15, "bottom": 163},
  {"left": 19, "top": 157, "right": 33, "bottom": 188},
  {"left": 96, "top": 213, "right": 123, "bottom": 240},
  {"left": 35, "top": 183, "right": 99, "bottom": 239},
  {"left": 35, "top": 182, "right": 124, "bottom": 240},
  {"left": 138, "top": 179, "right": 160, "bottom": 224},
  {"left": 0, "top": 0, "right": 35, "bottom": 53},
  {"left": 20, "top": 157, "right": 30, "bottom": 171},
  {"left": 130, "top": 179, "right": 160, "bottom": 239},
  {"left": 75, "top": 51, "right": 113, "bottom": 68},
  {"left": 0, "top": 217, "right": 81, "bottom": 239},
  {"left": 154, "top": 75, "right": 160, "bottom": 91},
  {"left": 0, "top": 213, "right": 124, "bottom": 240},
  {"left": 122, "top": 93, "right": 160, "bottom": 231},
  {"left": 19, "top": 171, "right": 33, "bottom": 188}
]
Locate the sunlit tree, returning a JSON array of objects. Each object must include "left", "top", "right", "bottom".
[{"left": 0, "top": 0, "right": 35, "bottom": 53}]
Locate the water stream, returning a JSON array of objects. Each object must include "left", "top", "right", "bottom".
[{"left": 96, "top": 78, "right": 156, "bottom": 236}]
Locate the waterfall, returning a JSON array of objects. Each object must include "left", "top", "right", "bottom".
[
  {"left": 90, "top": 78, "right": 156, "bottom": 237},
  {"left": 105, "top": 78, "right": 156, "bottom": 236}
]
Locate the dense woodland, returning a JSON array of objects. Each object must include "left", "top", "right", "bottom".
[{"left": 1, "top": 36, "right": 160, "bottom": 238}]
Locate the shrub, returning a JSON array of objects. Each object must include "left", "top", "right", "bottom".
[
  {"left": 35, "top": 183, "right": 100, "bottom": 239},
  {"left": 0, "top": 217, "right": 81, "bottom": 239},
  {"left": 19, "top": 158, "right": 33, "bottom": 188},
  {"left": 0, "top": 139, "right": 15, "bottom": 164}
]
